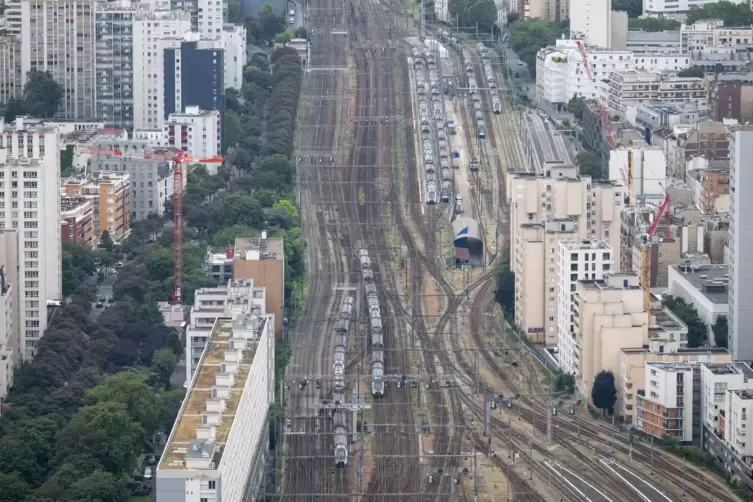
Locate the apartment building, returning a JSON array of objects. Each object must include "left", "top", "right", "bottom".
[
  {"left": 157, "top": 310, "right": 274, "bottom": 501},
  {"left": 569, "top": 0, "right": 610, "bottom": 48},
  {"left": 185, "top": 279, "right": 266, "bottom": 382},
  {"left": 160, "top": 33, "right": 226, "bottom": 138},
  {"left": 710, "top": 79, "right": 753, "bottom": 124},
  {"left": 0, "top": 36, "right": 20, "bottom": 106},
  {"left": 633, "top": 53, "right": 692, "bottom": 73},
  {"left": 647, "top": 0, "right": 746, "bottom": 15},
  {"left": 637, "top": 362, "right": 697, "bottom": 442},
  {"left": 668, "top": 263, "right": 729, "bottom": 343},
  {"left": 205, "top": 246, "right": 234, "bottom": 283},
  {"left": 573, "top": 274, "right": 647, "bottom": 404},
  {"left": 60, "top": 196, "right": 95, "bottom": 248},
  {"left": 61, "top": 173, "right": 131, "bottom": 242},
  {"left": 221, "top": 24, "right": 246, "bottom": 91},
  {"left": 433, "top": 0, "right": 449, "bottom": 22},
  {"left": 605, "top": 71, "right": 707, "bottom": 111},
  {"left": 20, "top": 0, "right": 97, "bottom": 120},
  {"left": 524, "top": 0, "right": 568, "bottom": 22},
  {"left": 680, "top": 20, "right": 753, "bottom": 54},
  {"left": 0, "top": 231, "right": 18, "bottom": 400},
  {"left": 536, "top": 41, "right": 634, "bottom": 107},
  {"left": 197, "top": 0, "right": 223, "bottom": 38},
  {"left": 632, "top": 104, "right": 707, "bottom": 146},
  {"left": 728, "top": 125, "right": 753, "bottom": 362},
  {"left": 654, "top": 121, "right": 729, "bottom": 181},
  {"left": 557, "top": 240, "right": 613, "bottom": 374},
  {"left": 164, "top": 106, "right": 222, "bottom": 167},
  {"left": 233, "top": 235, "right": 285, "bottom": 337},
  {"left": 0, "top": 263, "right": 14, "bottom": 407},
  {"left": 608, "top": 142, "right": 667, "bottom": 203},
  {"left": 132, "top": 9, "right": 192, "bottom": 130},
  {"left": 684, "top": 157, "right": 730, "bottom": 213},
  {"left": 701, "top": 363, "right": 753, "bottom": 439}
]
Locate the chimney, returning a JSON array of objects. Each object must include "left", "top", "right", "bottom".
[
  {"left": 226, "top": 246, "right": 234, "bottom": 259},
  {"left": 261, "top": 230, "right": 267, "bottom": 240}
]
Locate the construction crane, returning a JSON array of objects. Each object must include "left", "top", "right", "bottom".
[
  {"left": 640, "top": 194, "right": 671, "bottom": 322},
  {"left": 82, "top": 146, "right": 193, "bottom": 305}
]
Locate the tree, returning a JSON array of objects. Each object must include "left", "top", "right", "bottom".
[
  {"left": 591, "top": 370, "right": 617, "bottom": 414},
  {"left": 567, "top": 96, "right": 586, "bottom": 121},
  {"left": 23, "top": 70, "right": 63, "bottom": 118},
  {"left": 553, "top": 372, "right": 575, "bottom": 393},
  {"left": 151, "top": 348, "right": 178, "bottom": 389},
  {"left": 66, "top": 470, "right": 128, "bottom": 502},
  {"left": 506, "top": 12, "right": 520, "bottom": 25},
  {"left": 295, "top": 26, "right": 308, "bottom": 39},
  {"left": 612, "top": 0, "right": 642, "bottom": 17},
  {"left": 84, "top": 372, "right": 160, "bottom": 433},
  {"left": 55, "top": 402, "right": 144, "bottom": 474},
  {"left": 100, "top": 230, "right": 114, "bottom": 251},
  {"left": 225, "top": 110, "right": 242, "bottom": 152},
  {"left": 713, "top": 316, "right": 728, "bottom": 348},
  {"left": 628, "top": 17, "right": 680, "bottom": 31},
  {"left": 3, "top": 97, "right": 27, "bottom": 122},
  {"left": 686, "top": 1, "right": 753, "bottom": 26},
  {"left": 575, "top": 151, "right": 602, "bottom": 179},
  {"left": 662, "top": 295, "right": 709, "bottom": 347},
  {"left": 508, "top": 20, "right": 568, "bottom": 75},
  {"left": 678, "top": 66, "right": 705, "bottom": 78},
  {"left": 0, "top": 473, "right": 31, "bottom": 502}
]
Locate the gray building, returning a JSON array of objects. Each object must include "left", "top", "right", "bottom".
[
  {"left": 95, "top": 1, "right": 136, "bottom": 129},
  {"left": 729, "top": 126, "right": 753, "bottom": 361}
]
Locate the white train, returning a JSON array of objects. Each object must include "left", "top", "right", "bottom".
[{"left": 332, "top": 295, "right": 354, "bottom": 468}]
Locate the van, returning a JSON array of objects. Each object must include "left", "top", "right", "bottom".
[
  {"left": 288, "top": 16, "right": 295, "bottom": 24},
  {"left": 289, "top": 9, "right": 294, "bottom": 16}
]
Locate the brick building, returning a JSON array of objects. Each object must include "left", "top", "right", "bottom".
[{"left": 60, "top": 196, "right": 95, "bottom": 248}]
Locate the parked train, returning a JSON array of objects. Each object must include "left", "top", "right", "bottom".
[
  {"left": 359, "top": 249, "right": 384, "bottom": 398},
  {"left": 332, "top": 295, "right": 354, "bottom": 468}
]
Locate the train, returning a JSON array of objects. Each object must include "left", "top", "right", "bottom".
[
  {"left": 331, "top": 295, "right": 354, "bottom": 468},
  {"left": 359, "top": 249, "right": 385, "bottom": 398}
]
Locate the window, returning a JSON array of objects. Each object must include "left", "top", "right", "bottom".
[{"left": 208, "top": 480, "right": 216, "bottom": 489}]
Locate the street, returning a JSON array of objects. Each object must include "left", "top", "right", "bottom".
[{"left": 88, "top": 270, "right": 119, "bottom": 321}]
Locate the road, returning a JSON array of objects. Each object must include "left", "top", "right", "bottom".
[{"left": 88, "top": 271, "right": 118, "bottom": 321}]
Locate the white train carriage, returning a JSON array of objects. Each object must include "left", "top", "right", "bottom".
[
  {"left": 334, "top": 427, "right": 349, "bottom": 467},
  {"left": 370, "top": 314, "right": 383, "bottom": 335},
  {"left": 335, "top": 318, "right": 349, "bottom": 334},
  {"left": 362, "top": 268, "right": 375, "bottom": 283},
  {"left": 371, "top": 361, "right": 385, "bottom": 397},
  {"left": 340, "top": 296, "right": 355, "bottom": 318},
  {"left": 359, "top": 249, "right": 371, "bottom": 270},
  {"left": 441, "top": 168, "right": 452, "bottom": 182}
]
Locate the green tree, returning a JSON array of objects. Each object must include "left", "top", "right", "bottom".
[
  {"left": 144, "top": 245, "right": 174, "bottom": 282},
  {"left": 508, "top": 20, "right": 568, "bottom": 75},
  {"left": 3, "top": 97, "right": 27, "bottom": 122},
  {"left": 575, "top": 151, "right": 602, "bottom": 179},
  {"left": 151, "top": 348, "right": 178, "bottom": 389},
  {"left": 56, "top": 402, "right": 144, "bottom": 474},
  {"left": 713, "top": 316, "right": 728, "bottom": 348},
  {"left": 84, "top": 372, "right": 160, "bottom": 433},
  {"left": 553, "top": 372, "right": 575, "bottom": 393},
  {"left": 23, "top": 70, "right": 63, "bottom": 118},
  {"left": 0, "top": 473, "right": 31, "bottom": 502},
  {"left": 591, "top": 370, "right": 617, "bottom": 414},
  {"left": 67, "top": 471, "right": 128, "bottom": 502},
  {"left": 100, "top": 230, "right": 115, "bottom": 251},
  {"left": 678, "top": 66, "right": 705, "bottom": 78},
  {"left": 686, "top": 0, "right": 753, "bottom": 26},
  {"left": 225, "top": 110, "right": 242, "bottom": 152},
  {"left": 662, "top": 295, "right": 709, "bottom": 347},
  {"left": 506, "top": 12, "right": 520, "bottom": 25},
  {"left": 567, "top": 96, "right": 586, "bottom": 121},
  {"left": 612, "top": 0, "right": 642, "bottom": 16}
]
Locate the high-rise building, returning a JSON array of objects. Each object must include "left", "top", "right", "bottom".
[
  {"left": 94, "top": 0, "right": 138, "bottom": 129},
  {"left": 4, "top": 0, "right": 21, "bottom": 36},
  {"left": 0, "top": 122, "right": 61, "bottom": 360},
  {"left": 198, "top": 0, "right": 223, "bottom": 38},
  {"left": 132, "top": 9, "right": 192, "bottom": 130},
  {"left": 221, "top": 24, "right": 246, "bottom": 91},
  {"left": 161, "top": 33, "right": 225, "bottom": 140},
  {"left": 61, "top": 172, "right": 131, "bottom": 242},
  {"left": 0, "top": 36, "right": 21, "bottom": 106},
  {"left": 20, "top": 0, "right": 98, "bottom": 120},
  {"left": 556, "top": 239, "right": 613, "bottom": 373},
  {"left": 728, "top": 126, "right": 753, "bottom": 361},
  {"left": 164, "top": 106, "right": 222, "bottom": 162},
  {"left": 569, "top": 0, "right": 611, "bottom": 48},
  {"left": 0, "top": 230, "right": 18, "bottom": 406}
]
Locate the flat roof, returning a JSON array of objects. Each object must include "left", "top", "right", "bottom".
[
  {"left": 234, "top": 236, "right": 284, "bottom": 260},
  {"left": 650, "top": 308, "right": 686, "bottom": 333},
  {"left": 626, "top": 30, "right": 681, "bottom": 44},
  {"left": 705, "top": 362, "right": 753, "bottom": 377},
  {"left": 671, "top": 263, "right": 729, "bottom": 305},
  {"left": 159, "top": 317, "right": 262, "bottom": 470}
]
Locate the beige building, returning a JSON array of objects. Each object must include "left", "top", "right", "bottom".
[
  {"left": 0, "top": 229, "right": 18, "bottom": 406},
  {"left": 232, "top": 234, "right": 285, "bottom": 338},
  {"left": 574, "top": 274, "right": 647, "bottom": 405},
  {"left": 507, "top": 166, "right": 625, "bottom": 345}
]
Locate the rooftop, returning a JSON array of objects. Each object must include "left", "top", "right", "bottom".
[
  {"left": 622, "top": 345, "right": 729, "bottom": 355},
  {"left": 650, "top": 308, "right": 687, "bottom": 334},
  {"left": 647, "top": 361, "right": 696, "bottom": 372},
  {"left": 234, "top": 235, "right": 284, "bottom": 261},
  {"left": 60, "top": 196, "right": 91, "bottom": 214},
  {"left": 626, "top": 30, "right": 681, "bottom": 44},
  {"left": 705, "top": 362, "right": 753, "bottom": 378},
  {"left": 671, "top": 262, "right": 730, "bottom": 304},
  {"left": 168, "top": 106, "right": 220, "bottom": 119},
  {"left": 560, "top": 239, "right": 611, "bottom": 251},
  {"left": 731, "top": 389, "right": 753, "bottom": 400},
  {"left": 159, "top": 315, "right": 266, "bottom": 471}
]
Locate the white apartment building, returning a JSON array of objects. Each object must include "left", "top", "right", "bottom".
[
  {"left": 725, "top": 389, "right": 753, "bottom": 459},
  {"left": 680, "top": 20, "right": 753, "bottom": 53},
  {"left": 4, "top": 0, "right": 21, "bottom": 36},
  {"left": 557, "top": 240, "right": 612, "bottom": 374},
  {"left": 637, "top": 362, "right": 696, "bottom": 442},
  {"left": 536, "top": 41, "right": 634, "bottom": 106},
  {"left": 433, "top": 0, "right": 449, "bottom": 22},
  {"left": 646, "top": 0, "right": 747, "bottom": 15},
  {"left": 164, "top": 106, "right": 222, "bottom": 164},
  {"left": 728, "top": 126, "right": 753, "bottom": 361},
  {"left": 0, "top": 263, "right": 14, "bottom": 406},
  {"left": 157, "top": 310, "right": 274, "bottom": 502},
  {"left": 608, "top": 143, "right": 667, "bottom": 203},
  {"left": 573, "top": 274, "right": 648, "bottom": 403},
  {"left": 198, "top": 0, "right": 223, "bottom": 38},
  {"left": 21, "top": 0, "right": 97, "bottom": 120},
  {"left": 605, "top": 71, "right": 707, "bottom": 112},
  {"left": 668, "top": 263, "right": 729, "bottom": 343},
  {"left": 569, "top": 0, "right": 611, "bottom": 48},
  {"left": 507, "top": 166, "right": 625, "bottom": 346},
  {"left": 132, "top": 10, "right": 192, "bottom": 130},
  {"left": 701, "top": 363, "right": 753, "bottom": 439},
  {"left": 633, "top": 53, "right": 692, "bottom": 73},
  {"left": 0, "top": 36, "right": 21, "bottom": 106},
  {"left": 184, "top": 279, "right": 266, "bottom": 383},
  {"left": 221, "top": 24, "right": 246, "bottom": 90}
]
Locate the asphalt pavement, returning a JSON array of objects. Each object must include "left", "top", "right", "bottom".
[{"left": 89, "top": 270, "right": 119, "bottom": 321}]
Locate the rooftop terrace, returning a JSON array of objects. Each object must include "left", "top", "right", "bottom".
[{"left": 159, "top": 316, "right": 262, "bottom": 471}]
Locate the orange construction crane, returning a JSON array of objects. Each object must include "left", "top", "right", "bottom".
[
  {"left": 84, "top": 146, "right": 193, "bottom": 305},
  {"left": 641, "top": 193, "right": 671, "bottom": 321}
]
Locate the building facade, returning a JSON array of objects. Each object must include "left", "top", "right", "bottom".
[
  {"left": 0, "top": 261, "right": 15, "bottom": 406},
  {"left": 636, "top": 362, "right": 697, "bottom": 442},
  {"left": 157, "top": 310, "right": 274, "bottom": 502},
  {"left": 608, "top": 143, "right": 667, "bottom": 203},
  {"left": 569, "top": 0, "right": 610, "bottom": 48},
  {"left": 668, "top": 263, "right": 729, "bottom": 343},
  {"left": 728, "top": 126, "right": 753, "bottom": 361},
  {"left": 680, "top": 20, "right": 753, "bottom": 53},
  {"left": 164, "top": 106, "right": 222, "bottom": 161},
  {"left": 557, "top": 240, "right": 612, "bottom": 374},
  {"left": 710, "top": 80, "right": 753, "bottom": 124},
  {"left": 60, "top": 196, "right": 95, "bottom": 248},
  {"left": 221, "top": 24, "right": 246, "bottom": 91},
  {"left": 0, "top": 36, "right": 21, "bottom": 106},
  {"left": 62, "top": 172, "right": 131, "bottom": 242},
  {"left": 132, "top": 9, "right": 192, "bottom": 130},
  {"left": 20, "top": 0, "right": 98, "bottom": 120}
]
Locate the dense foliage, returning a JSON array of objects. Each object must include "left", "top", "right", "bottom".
[
  {"left": 686, "top": 0, "right": 753, "bottom": 26},
  {"left": 591, "top": 370, "right": 618, "bottom": 414},
  {"left": 508, "top": 19, "right": 569, "bottom": 76},
  {"left": 575, "top": 151, "right": 602, "bottom": 180},
  {"left": 678, "top": 66, "right": 705, "bottom": 78},
  {"left": 0, "top": 44, "right": 306, "bottom": 502},
  {"left": 612, "top": 0, "right": 642, "bottom": 17},
  {"left": 662, "top": 295, "right": 708, "bottom": 348},
  {"left": 3, "top": 71, "right": 64, "bottom": 121},
  {"left": 713, "top": 316, "right": 728, "bottom": 349},
  {"left": 448, "top": 0, "right": 498, "bottom": 33}
]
